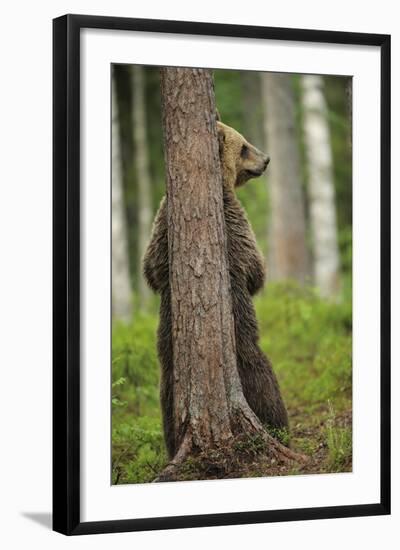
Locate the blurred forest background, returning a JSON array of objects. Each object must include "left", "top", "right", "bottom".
[{"left": 111, "top": 65, "right": 352, "bottom": 484}]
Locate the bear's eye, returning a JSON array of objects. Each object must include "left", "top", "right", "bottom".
[{"left": 240, "top": 144, "right": 249, "bottom": 158}]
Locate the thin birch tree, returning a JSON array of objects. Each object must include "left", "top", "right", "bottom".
[
  {"left": 301, "top": 75, "right": 340, "bottom": 298},
  {"left": 112, "top": 70, "right": 133, "bottom": 322},
  {"left": 132, "top": 65, "right": 152, "bottom": 308}
]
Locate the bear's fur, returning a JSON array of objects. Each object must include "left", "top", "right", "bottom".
[{"left": 143, "top": 118, "right": 289, "bottom": 459}]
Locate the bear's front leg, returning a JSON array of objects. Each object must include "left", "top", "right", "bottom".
[
  {"left": 143, "top": 197, "right": 168, "bottom": 293},
  {"left": 246, "top": 249, "right": 266, "bottom": 296}
]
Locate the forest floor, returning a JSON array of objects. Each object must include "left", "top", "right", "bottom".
[{"left": 112, "top": 282, "right": 352, "bottom": 484}]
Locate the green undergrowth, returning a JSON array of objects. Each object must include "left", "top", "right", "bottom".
[{"left": 112, "top": 282, "right": 352, "bottom": 484}]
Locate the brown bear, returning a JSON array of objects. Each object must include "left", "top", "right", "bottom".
[{"left": 143, "top": 117, "right": 289, "bottom": 459}]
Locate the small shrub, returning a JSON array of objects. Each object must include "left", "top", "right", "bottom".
[
  {"left": 112, "top": 416, "right": 167, "bottom": 484},
  {"left": 233, "top": 433, "right": 267, "bottom": 455},
  {"left": 112, "top": 313, "right": 160, "bottom": 416},
  {"left": 112, "top": 377, "right": 127, "bottom": 408},
  {"left": 266, "top": 425, "right": 290, "bottom": 447}
]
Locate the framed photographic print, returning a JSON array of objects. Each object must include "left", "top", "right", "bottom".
[{"left": 53, "top": 14, "right": 391, "bottom": 535}]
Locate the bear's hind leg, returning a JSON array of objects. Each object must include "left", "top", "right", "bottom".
[
  {"left": 157, "top": 291, "right": 176, "bottom": 460},
  {"left": 238, "top": 347, "right": 289, "bottom": 436},
  {"left": 159, "top": 364, "right": 175, "bottom": 459}
]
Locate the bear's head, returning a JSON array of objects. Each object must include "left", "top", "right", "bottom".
[{"left": 216, "top": 119, "right": 270, "bottom": 188}]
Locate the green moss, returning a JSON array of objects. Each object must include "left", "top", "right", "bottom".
[
  {"left": 233, "top": 433, "right": 267, "bottom": 455},
  {"left": 265, "top": 426, "right": 290, "bottom": 447}
]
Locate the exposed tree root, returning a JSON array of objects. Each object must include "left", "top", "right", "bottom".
[
  {"left": 153, "top": 427, "right": 307, "bottom": 483},
  {"left": 153, "top": 436, "right": 193, "bottom": 482},
  {"left": 262, "top": 433, "right": 307, "bottom": 464}
]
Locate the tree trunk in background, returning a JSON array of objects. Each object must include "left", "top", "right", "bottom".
[
  {"left": 132, "top": 65, "right": 152, "bottom": 308},
  {"left": 262, "top": 73, "right": 310, "bottom": 283},
  {"left": 241, "top": 71, "right": 264, "bottom": 149},
  {"left": 112, "top": 71, "right": 133, "bottom": 322},
  {"left": 346, "top": 77, "right": 353, "bottom": 151},
  {"left": 158, "top": 67, "right": 301, "bottom": 478},
  {"left": 301, "top": 75, "right": 340, "bottom": 298}
]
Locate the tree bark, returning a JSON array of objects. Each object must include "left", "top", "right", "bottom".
[
  {"left": 131, "top": 65, "right": 152, "bottom": 308},
  {"left": 262, "top": 73, "right": 310, "bottom": 283},
  {"left": 112, "top": 70, "right": 133, "bottom": 322},
  {"left": 301, "top": 75, "right": 340, "bottom": 298},
  {"left": 158, "top": 67, "right": 303, "bottom": 479}
]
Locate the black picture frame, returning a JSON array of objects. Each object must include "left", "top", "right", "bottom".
[{"left": 53, "top": 14, "right": 391, "bottom": 536}]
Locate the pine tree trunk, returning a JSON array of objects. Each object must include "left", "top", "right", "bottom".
[
  {"left": 158, "top": 67, "right": 303, "bottom": 479},
  {"left": 132, "top": 65, "right": 152, "bottom": 308},
  {"left": 262, "top": 73, "right": 310, "bottom": 283},
  {"left": 301, "top": 75, "right": 340, "bottom": 298},
  {"left": 112, "top": 70, "right": 133, "bottom": 322}
]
